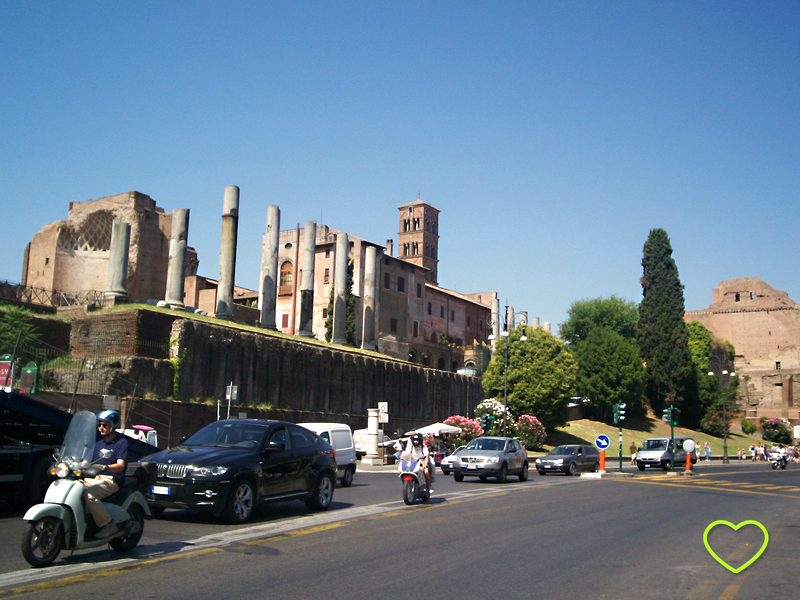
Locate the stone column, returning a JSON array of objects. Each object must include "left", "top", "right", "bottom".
[
  {"left": 543, "top": 322, "right": 551, "bottom": 332},
  {"left": 298, "top": 220, "right": 316, "bottom": 337},
  {"left": 360, "top": 245, "right": 378, "bottom": 350},
  {"left": 104, "top": 218, "right": 130, "bottom": 303},
  {"left": 331, "top": 233, "right": 349, "bottom": 344},
  {"left": 506, "top": 305, "right": 515, "bottom": 331},
  {"left": 532, "top": 316, "right": 540, "bottom": 328},
  {"left": 361, "top": 407, "right": 383, "bottom": 466},
  {"left": 491, "top": 297, "right": 500, "bottom": 344},
  {"left": 165, "top": 208, "right": 190, "bottom": 309},
  {"left": 215, "top": 186, "right": 239, "bottom": 319},
  {"left": 259, "top": 205, "right": 280, "bottom": 329}
]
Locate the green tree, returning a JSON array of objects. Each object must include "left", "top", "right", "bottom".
[
  {"left": 482, "top": 327, "right": 577, "bottom": 430},
  {"left": 560, "top": 296, "right": 645, "bottom": 421},
  {"left": 686, "top": 321, "right": 738, "bottom": 429},
  {"left": 560, "top": 295, "right": 639, "bottom": 345},
  {"left": 0, "top": 305, "right": 40, "bottom": 353},
  {"left": 636, "top": 229, "right": 694, "bottom": 416},
  {"left": 324, "top": 260, "right": 356, "bottom": 346},
  {"left": 571, "top": 327, "right": 646, "bottom": 422}
]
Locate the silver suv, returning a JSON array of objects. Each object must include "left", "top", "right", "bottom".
[{"left": 452, "top": 437, "right": 529, "bottom": 483}]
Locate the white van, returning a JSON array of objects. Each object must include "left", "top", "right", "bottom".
[
  {"left": 299, "top": 422, "right": 357, "bottom": 487},
  {"left": 353, "top": 428, "right": 390, "bottom": 458},
  {"left": 636, "top": 436, "right": 698, "bottom": 471}
]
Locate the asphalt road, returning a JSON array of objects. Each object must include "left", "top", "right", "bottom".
[{"left": 1, "top": 460, "right": 798, "bottom": 600}]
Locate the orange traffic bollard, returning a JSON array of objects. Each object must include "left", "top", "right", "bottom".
[
  {"left": 599, "top": 449, "right": 605, "bottom": 472},
  {"left": 686, "top": 451, "right": 691, "bottom": 472}
]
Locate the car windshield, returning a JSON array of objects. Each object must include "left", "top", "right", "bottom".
[
  {"left": 549, "top": 446, "right": 577, "bottom": 456},
  {"left": 183, "top": 422, "right": 267, "bottom": 448},
  {"left": 641, "top": 439, "right": 668, "bottom": 451},
  {"left": 465, "top": 438, "right": 505, "bottom": 452}
]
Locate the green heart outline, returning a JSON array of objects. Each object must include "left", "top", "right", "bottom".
[{"left": 703, "top": 520, "right": 769, "bottom": 573}]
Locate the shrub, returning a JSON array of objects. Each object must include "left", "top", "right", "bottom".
[
  {"left": 516, "top": 415, "right": 546, "bottom": 450},
  {"left": 443, "top": 415, "right": 483, "bottom": 447},
  {"left": 760, "top": 417, "right": 792, "bottom": 444},
  {"left": 698, "top": 410, "right": 729, "bottom": 437},
  {"left": 740, "top": 419, "right": 757, "bottom": 436},
  {"left": 475, "top": 398, "right": 516, "bottom": 436}
]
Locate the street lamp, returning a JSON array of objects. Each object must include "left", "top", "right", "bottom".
[
  {"left": 501, "top": 327, "right": 509, "bottom": 437},
  {"left": 708, "top": 356, "right": 735, "bottom": 465}
]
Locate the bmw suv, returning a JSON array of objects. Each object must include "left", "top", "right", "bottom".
[{"left": 144, "top": 420, "right": 337, "bottom": 523}]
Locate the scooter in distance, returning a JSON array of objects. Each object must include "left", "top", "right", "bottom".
[
  {"left": 771, "top": 454, "right": 788, "bottom": 470},
  {"left": 21, "top": 411, "right": 156, "bottom": 567},
  {"left": 399, "top": 458, "right": 431, "bottom": 505}
]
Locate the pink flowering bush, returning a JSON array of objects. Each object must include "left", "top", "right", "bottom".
[
  {"left": 761, "top": 417, "right": 792, "bottom": 444},
  {"left": 516, "top": 415, "right": 547, "bottom": 450},
  {"left": 443, "top": 415, "right": 483, "bottom": 447}
]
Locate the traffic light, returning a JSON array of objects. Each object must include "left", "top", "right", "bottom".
[
  {"left": 662, "top": 407, "right": 671, "bottom": 423},
  {"left": 662, "top": 406, "right": 680, "bottom": 425},
  {"left": 671, "top": 407, "right": 680, "bottom": 426},
  {"left": 618, "top": 404, "right": 626, "bottom": 422},
  {"left": 480, "top": 414, "right": 490, "bottom": 431},
  {"left": 612, "top": 404, "right": 620, "bottom": 425}
]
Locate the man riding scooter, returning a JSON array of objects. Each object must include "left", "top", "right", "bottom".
[
  {"left": 402, "top": 433, "right": 433, "bottom": 494},
  {"left": 83, "top": 410, "right": 129, "bottom": 538}
]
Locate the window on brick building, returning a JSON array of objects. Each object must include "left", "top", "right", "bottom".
[
  {"left": 413, "top": 321, "right": 419, "bottom": 337},
  {"left": 384, "top": 273, "right": 390, "bottom": 289},
  {"left": 776, "top": 362, "right": 782, "bottom": 370},
  {"left": 398, "top": 277, "right": 405, "bottom": 293},
  {"left": 281, "top": 314, "right": 289, "bottom": 328},
  {"left": 417, "top": 283, "right": 422, "bottom": 298},
  {"left": 467, "top": 316, "right": 471, "bottom": 327},
  {"left": 390, "top": 318, "right": 398, "bottom": 333},
  {"left": 427, "top": 302, "right": 432, "bottom": 315},
  {"left": 451, "top": 310, "right": 455, "bottom": 321},
  {"left": 324, "top": 268, "right": 330, "bottom": 284},
  {"left": 440, "top": 306, "right": 444, "bottom": 318}
]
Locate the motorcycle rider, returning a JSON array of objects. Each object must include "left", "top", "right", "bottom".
[
  {"left": 82, "top": 410, "right": 129, "bottom": 538},
  {"left": 774, "top": 444, "right": 788, "bottom": 464},
  {"left": 402, "top": 433, "right": 432, "bottom": 493}
]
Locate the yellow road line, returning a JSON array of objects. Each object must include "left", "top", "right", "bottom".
[
  {"left": 629, "top": 479, "right": 800, "bottom": 499},
  {"left": 0, "top": 547, "right": 222, "bottom": 600}
]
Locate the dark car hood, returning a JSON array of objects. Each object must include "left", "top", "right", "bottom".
[{"left": 143, "top": 445, "right": 258, "bottom": 465}]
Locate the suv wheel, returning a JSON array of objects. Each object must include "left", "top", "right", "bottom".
[
  {"left": 222, "top": 479, "right": 255, "bottom": 524},
  {"left": 305, "top": 472, "right": 334, "bottom": 511},
  {"left": 518, "top": 462, "right": 529, "bottom": 482},
  {"left": 497, "top": 463, "right": 508, "bottom": 483}
]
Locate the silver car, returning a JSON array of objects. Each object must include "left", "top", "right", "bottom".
[
  {"left": 452, "top": 437, "right": 529, "bottom": 483},
  {"left": 440, "top": 445, "right": 466, "bottom": 475}
]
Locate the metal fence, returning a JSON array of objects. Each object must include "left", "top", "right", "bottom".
[
  {"left": 2, "top": 327, "right": 173, "bottom": 445},
  {"left": 0, "top": 279, "right": 105, "bottom": 309}
]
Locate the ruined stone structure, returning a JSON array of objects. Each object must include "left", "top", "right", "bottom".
[
  {"left": 685, "top": 278, "right": 800, "bottom": 419},
  {"left": 22, "top": 192, "right": 198, "bottom": 303}
]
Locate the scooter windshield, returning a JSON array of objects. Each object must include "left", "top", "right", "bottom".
[{"left": 60, "top": 411, "right": 98, "bottom": 467}]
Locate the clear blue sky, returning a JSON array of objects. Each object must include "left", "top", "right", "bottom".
[{"left": 1, "top": 2, "right": 798, "bottom": 333}]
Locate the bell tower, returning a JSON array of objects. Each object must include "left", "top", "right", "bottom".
[{"left": 398, "top": 200, "right": 440, "bottom": 284}]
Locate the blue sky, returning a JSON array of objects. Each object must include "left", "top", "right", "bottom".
[{"left": 1, "top": 2, "right": 797, "bottom": 333}]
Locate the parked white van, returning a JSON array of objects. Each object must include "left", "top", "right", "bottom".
[
  {"left": 353, "top": 428, "right": 390, "bottom": 458},
  {"left": 299, "top": 422, "right": 357, "bottom": 487}
]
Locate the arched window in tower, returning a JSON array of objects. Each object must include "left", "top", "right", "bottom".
[{"left": 279, "top": 261, "right": 293, "bottom": 295}]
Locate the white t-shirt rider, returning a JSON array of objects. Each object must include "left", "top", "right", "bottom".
[{"left": 404, "top": 440, "right": 429, "bottom": 463}]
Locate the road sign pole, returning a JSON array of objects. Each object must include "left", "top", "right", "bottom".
[{"left": 619, "top": 426, "right": 624, "bottom": 473}]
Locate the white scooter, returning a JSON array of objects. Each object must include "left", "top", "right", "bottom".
[
  {"left": 21, "top": 411, "right": 155, "bottom": 567},
  {"left": 399, "top": 457, "right": 433, "bottom": 505},
  {"left": 770, "top": 453, "right": 788, "bottom": 470}
]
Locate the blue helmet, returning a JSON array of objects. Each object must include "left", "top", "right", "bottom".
[{"left": 97, "top": 409, "right": 120, "bottom": 428}]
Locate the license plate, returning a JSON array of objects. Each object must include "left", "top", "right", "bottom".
[
  {"left": 468, "top": 463, "right": 477, "bottom": 470},
  {"left": 152, "top": 485, "right": 170, "bottom": 495}
]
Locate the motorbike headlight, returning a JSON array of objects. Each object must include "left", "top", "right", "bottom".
[
  {"left": 55, "top": 462, "right": 71, "bottom": 478},
  {"left": 191, "top": 465, "right": 229, "bottom": 477},
  {"left": 487, "top": 456, "right": 499, "bottom": 463}
]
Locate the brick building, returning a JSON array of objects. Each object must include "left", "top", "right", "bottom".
[
  {"left": 21, "top": 191, "right": 198, "bottom": 302},
  {"left": 685, "top": 278, "right": 799, "bottom": 420}
]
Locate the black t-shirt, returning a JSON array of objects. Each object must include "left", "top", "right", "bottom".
[{"left": 92, "top": 434, "right": 128, "bottom": 485}]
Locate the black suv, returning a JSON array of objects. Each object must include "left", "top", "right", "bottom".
[{"left": 144, "top": 420, "right": 337, "bottom": 523}]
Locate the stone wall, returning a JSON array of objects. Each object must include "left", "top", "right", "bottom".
[
  {"left": 169, "top": 317, "right": 483, "bottom": 435},
  {"left": 54, "top": 309, "right": 483, "bottom": 438}
]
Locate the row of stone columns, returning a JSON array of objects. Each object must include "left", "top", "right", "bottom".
[{"left": 102, "top": 186, "right": 381, "bottom": 348}]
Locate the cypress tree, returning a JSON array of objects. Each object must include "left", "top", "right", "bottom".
[{"left": 636, "top": 228, "right": 694, "bottom": 417}]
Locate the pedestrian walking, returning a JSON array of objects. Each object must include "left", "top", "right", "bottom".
[
  {"left": 629, "top": 441, "right": 637, "bottom": 465},
  {"left": 704, "top": 442, "right": 711, "bottom": 462}
]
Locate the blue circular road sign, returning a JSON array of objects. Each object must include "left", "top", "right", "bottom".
[{"left": 595, "top": 435, "right": 611, "bottom": 450}]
